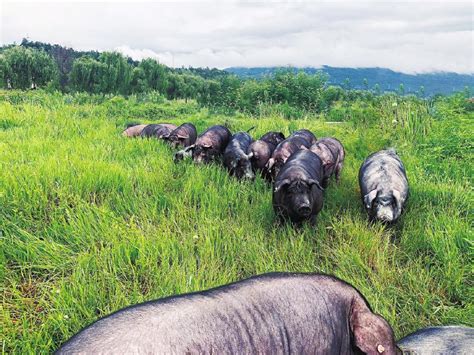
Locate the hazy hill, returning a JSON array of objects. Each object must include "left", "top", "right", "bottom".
[{"left": 225, "top": 66, "right": 474, "bottom": 96}]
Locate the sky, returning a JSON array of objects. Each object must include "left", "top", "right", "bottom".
[{"left": 1, "top": 0, "right": 473, "bottom": 74}]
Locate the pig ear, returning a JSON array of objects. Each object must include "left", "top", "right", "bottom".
[
  {"left": 300, "top": 145, "right": 308, "bottom": 150},
  {"left": 274, "top": 179, "right": 290, "bottom": 192},
  {"left": 363, "top": 190, "right": 378, "bottom": 209},
  {"left": 177, "top": 133, "right": 187, "bottom": 139},
  {"left": 350, "top": 300, "right": 396, "bottom": 355},
  {"left": 307, "top": 179, "right": 324, "bottom": 191}
]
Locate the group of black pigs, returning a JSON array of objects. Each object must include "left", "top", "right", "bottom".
[
  {"left": 55, "top": 122, "right": 468, "bottom": 353},
  {"left": 123, "top": 122, "right": 410, "bottom": 224}
]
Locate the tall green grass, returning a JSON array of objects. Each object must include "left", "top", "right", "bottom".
[{"left": 1, "top": 90, "right": 472, "bottom": 353}]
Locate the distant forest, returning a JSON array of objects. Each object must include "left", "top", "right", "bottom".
[
  {"left": 0, "top": 39, "right": 472, "bottom": 116},
  {"left": 226, "top": 66, "right": 474, "bottom": 96}
]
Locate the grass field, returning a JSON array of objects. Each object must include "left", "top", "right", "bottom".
[{"left": 1, "top": 90, "right": 472, "bottom": 353}]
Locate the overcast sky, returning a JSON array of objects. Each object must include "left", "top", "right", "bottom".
[{"left": 1, "top": 1, "right": 473, "bottom": 73}]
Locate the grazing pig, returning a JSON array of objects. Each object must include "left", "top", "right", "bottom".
[
  {"left": 122, "top": 123, "right": 147, "bottom": 137},
  {"left": 397, "top": 326, "right": 474, "bottom": 354},
  {"left": 289, "top": 128, "right": 317, "bottom": 145},
  {"left": 247, "top": 132, "right": 284, "bottom": 179},
  {"left": 273, "top": 149, "right": 324, "bottom": 224},
  {"left": 266, "top": 136, "right": 312, "bottom": 181},
  {"left": 56, "top": 272, "right": 399, "bottom": 355},
  {"left": 164, "top": 123, "right": 197, "bottom": 148},
  {"left": 140, "top": 123, "right": 177, "bottom": 139},
  {"left": 224, "top": 132, "right": 255, "bottom": 180},
  {"left": 310, "top": 137, "right": 345, "bottom": 187},
  {"left": 359, "top": 149, "right": 409, "bottom": 223},
  {"left": 174, "top": 125, "right": 232, "bottom": 164},
  {"left": 260, "top": 131, "right": 286, "bottom": 146}
]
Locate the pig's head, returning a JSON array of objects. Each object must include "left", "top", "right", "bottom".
[
  {"left": 165, "top": 133, "right": 188, "bottom": 148},
  {"left": 193, "top": 143, "right": 217, "bottom": 164},
  {"left": 364, "top": 189, "right": 403, "bottom": 223},
  {"left": 230, "top": 152, "right": 255, "bottom": 180},
  {"left": 173, "top": 145, "right": 194, "bottom": 162},
  {"left": 274, "top": 178, "right": 323, "bottom": 217},
  {"left": 350, "top": 299, "right": 401, "bottom": 355}
]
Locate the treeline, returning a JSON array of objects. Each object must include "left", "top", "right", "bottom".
[{"left": 3, "top": 40, "right": 469, "bottom": 117}]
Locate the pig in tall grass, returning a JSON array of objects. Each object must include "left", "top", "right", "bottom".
[
  {"left": 310, "top": 137, "right": 345, "bottom": 187},
  {"left": 247, "top": 131, "right": 285, "bottom": 179},
  {"left": 164, "top": 123, "right": 197, "bottom": 148},
  {"left": 224, "top": 132, "right": 255, "bottom": 180},
  {"left": 56, "top": 273, "right": 399, "bottom": 355},
  {"left": 174, "top": 125, "right": 232, "bottom": 164},
  {"left": 359, "top": 149, "right": 409, "bottom": 223},
  {"left": 140, "top": 123, "right": 177, "bottom": 139},
  {"left": 273, "top": 149, "right": 324, "bottom": 224},
  {"left": 122, "top": 123, "right": 147, "bottom": 137},
  {"left": 266, "top": 135, "right": 313, "bottom": 181}
]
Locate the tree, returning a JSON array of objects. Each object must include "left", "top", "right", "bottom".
[
  {"left": 398, "top": 83, "right": 405, "bottom": 96},
  {"left": 69, "top": 56, "right": 106, "bottom": 93},
  {"left": 139, "top": 58, "right": 168, "bottom": 93},
  {"left": 363, "top": 78, "right": 369, "bottom": 91},
  {"left": 0, "top": 46, "right": 58, "bottom": 89}
]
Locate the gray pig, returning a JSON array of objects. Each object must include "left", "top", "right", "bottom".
[
  {"left": 359, "top": 149, "right": 409, "bottom": 223},
  {"left": 224, "top": 132, "right": 255, "bottom": 180},
  {"left": 56, "top": 272, "right": 399, "bottom": 355},
  {"left": 273, "top": 149, "right": 325, "bottom": 224},
  {"left": 310, "top": 137, "right": 345, "bottom": 187},
  {"left": 397, "top": 326, "right": 473, "bottom": 354}
]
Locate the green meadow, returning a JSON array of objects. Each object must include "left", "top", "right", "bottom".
[{"left": 1, "top": 90, "right": 472, "bottom": 353}]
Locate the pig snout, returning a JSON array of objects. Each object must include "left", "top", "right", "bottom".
[{"left": 298, "top": 204, "right": 312, "bottom": 216}]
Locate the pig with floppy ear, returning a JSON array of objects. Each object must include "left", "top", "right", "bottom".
[{"left": 350, "top": 297, "right": 401, "bottom": 355}]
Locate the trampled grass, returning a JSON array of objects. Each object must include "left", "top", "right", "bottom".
[{"left": 1, "top": 91, "right": 472, "bottom": 353}]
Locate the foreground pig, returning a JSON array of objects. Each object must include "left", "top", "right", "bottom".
[
  {"left": 122, "top": 123, "right": 147, "bottom": 137},
  {"left": 266, "top": 136, "right": 312, "bottom": 180},
  {"left": 273, "top": 149, "right": 324, "bottom": 224},
  {"left": 174, "top": 125, "right": 232, "bottom": 164},
  {"left": 359, "top": 149, "right": 409, "bottom": 223},
  {"left": 56, "top": 272, "right": 399, "bottom": 354},
  {"left": 164, "top": 123, "right": 197, "bottom": 148},
  {"left": 289, "top": 128, "right": 317, "bottom": 145},
  {"left": 397, "top": 326, "right": 473, "bottom": 354},
  {"left": 140, "top": 123, "right": 177, "bottom": 139},
  {"left": 310, "top": 137, "right": 345, "bottom": 187},
  {"left": 224, "top": 132, "right": 255, "bottom": 180},
  {"left": 247, "top": 132, "right": 285, "bottom": 178}
]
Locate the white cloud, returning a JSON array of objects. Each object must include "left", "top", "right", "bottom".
[{"left": 1, "top": 1, "right": 473, "bottom": 73}]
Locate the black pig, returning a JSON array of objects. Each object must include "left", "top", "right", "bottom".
[
  {"left": 266, "top": 136, "right": 312, "bottom": 181},
  {"left": 273, "top": 149, "right": 324, "bottom": 224},
  {"left": 56, "top": 272, "right": 399, "bottom": 355},
  {"left": 164, "top": 123, "right": 197, "bottom": 148},
  {"left": 140, "top": 123, "right": 177, "bottom": 139},
  {"left": 174, "top": 125, "right": 231, "bottom": 164},
  {"left": 310, "top": 137, "right": 345, "bottom": 187}
]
